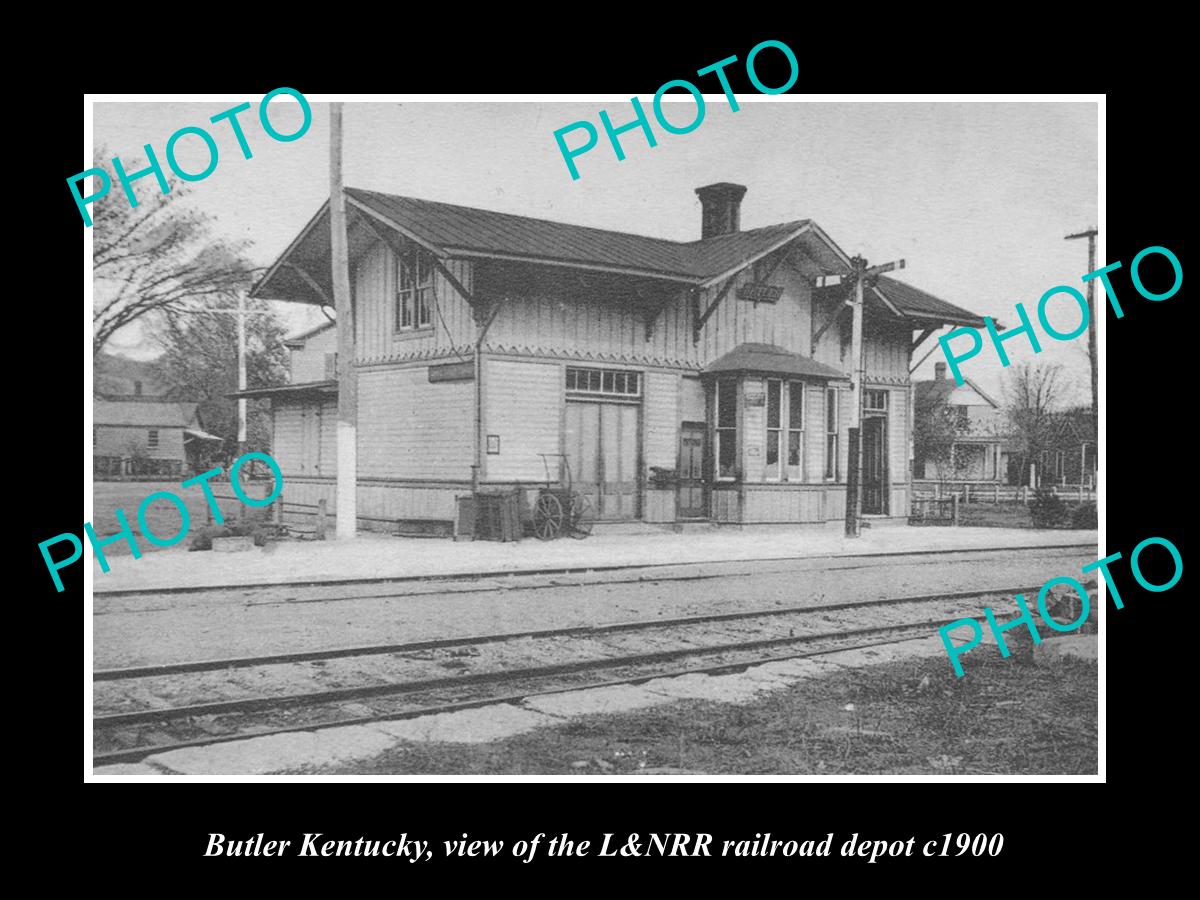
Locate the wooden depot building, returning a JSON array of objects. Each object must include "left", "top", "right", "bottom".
[{"left": 244, "top": 183, "right": 984, "bottom": 533}]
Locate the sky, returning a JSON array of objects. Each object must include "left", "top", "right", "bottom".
[{"left": 92, "top": 97, "right": 1099, "bottom": 407}]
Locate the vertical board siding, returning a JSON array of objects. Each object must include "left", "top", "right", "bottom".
[
  {"left": 805, "top": 383, "right": 825, "bottom": 484},
  {"left": 643, "top": 372, "right": 677, "bottom": 469},
  {"left": 887, "top": 388, "right": 908, "bottom": 486},
  {"left": 679, "top": 376, "right": 705, "bottom": 422},
  {"left": 483, "top": 359, "right": 562, "bottom": 481},
  {"left": 272, "top": 404, "right": 304, "bottom": 475},
  {"left": 742, "top": 377, "right": 765, "bottom": 483},
  {"left": 357, "top": 367, "right": 473, "bottom": 479},
  {"left": 354, "top": 242, "right": 474, "bottom": 361}
]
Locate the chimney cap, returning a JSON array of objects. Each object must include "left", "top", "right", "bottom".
[{"left": 695, "top": 182, "right": 748, "bottom": 200}]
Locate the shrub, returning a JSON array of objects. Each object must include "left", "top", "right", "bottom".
[
  {"left": 1029, "top": 489, "right": 1071, "bottom": 529},
  {"left": 1071, "top": 501, "right": 1098, "bottom": 529}
]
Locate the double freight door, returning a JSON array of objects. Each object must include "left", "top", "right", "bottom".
[{"left": 565, "top": 400, "right": 639, "bottom": 520}]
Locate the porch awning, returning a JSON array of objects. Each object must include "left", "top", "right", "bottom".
[
  {"left": 702, "top": 343, "right": 848, "bottom": 381},
  {"left": 183, "top": 428, "right": 224, "bottom": 442},
  {"left": 227, "top": 380, "right": 338, "bottom": 400}
]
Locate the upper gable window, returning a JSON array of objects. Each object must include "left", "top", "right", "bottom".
[{"left": 396, "top": 245, "right": 435, "bottom": 332}]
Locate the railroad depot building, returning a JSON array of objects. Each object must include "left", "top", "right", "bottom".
[{"left": 245, "top": 183, "right": 984, "bottom": 532}]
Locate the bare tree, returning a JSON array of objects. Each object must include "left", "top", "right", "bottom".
[
  {"left": 1003, "top": 362, "right": 1068, "bottom": 483},
  {"left": 151, "top": 297, "right": 290, "bottom": 466},
  {"left": 92, "top": 145, "right": 258, "bottom": 354}
]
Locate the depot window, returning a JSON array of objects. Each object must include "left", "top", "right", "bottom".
[
  {"left": 765, "top": 379, "right": 806, "bottom": 482},
  {"left": 396, "top": 246, "right": 435, "bottom": 332},
  {"left": 566, "top": 367, "right": 641, "bottom": 397},
  {"left": 824, "top": 388, "right": 839, "bottom": 480},
  {"left": 715, "top": 378, "right": 738, "bottom": 480}
]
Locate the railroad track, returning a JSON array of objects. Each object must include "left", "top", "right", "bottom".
[{"left": 92, "top": 585, "right": 1070, "bottom": 767}]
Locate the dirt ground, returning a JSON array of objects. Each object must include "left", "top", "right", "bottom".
[
  {"left": 91, "top": 481, "right": 267, "bottom": 554},
  {"left": 294, "top": 646, "right": 1098, "bottom": 776}
]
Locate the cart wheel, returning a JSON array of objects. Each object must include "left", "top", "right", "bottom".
[
  {"left": 533, "top": 493, "right": 564, "bottom": 540},
  {"left": 568, "top": 492, "right": 594, "bottom": 539}
]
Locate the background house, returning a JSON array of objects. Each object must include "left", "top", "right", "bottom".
[
  {"left": 243, "top": 183, "right": 984, "bottom": 533},
  {"left": 913, "top": 361, "right": 1015, "bottom": 483},
  {"left": 93, "top": 352, "right": 222, "bottom": 477}
]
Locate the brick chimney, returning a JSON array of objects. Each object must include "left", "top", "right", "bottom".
[
  {"left": 934, "top": 362, "right": 947, "bottom": 381},
  {"left": 696, "top": 182, "right": 747, "bottom": 238}
]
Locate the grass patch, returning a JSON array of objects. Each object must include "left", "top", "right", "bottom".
[{"left": 299, "top": 646, "right": 1097, "bottom": 776}]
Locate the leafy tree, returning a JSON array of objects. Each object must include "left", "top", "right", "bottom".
[
  {"left": 91, "top": 144, "right": 257, "bottom": 354},
  {"left": 151, "top": 297, "right": 289, "bottom": 466},
  {"left": 913, "top": 390, "right": 971, "bottom": 484}
]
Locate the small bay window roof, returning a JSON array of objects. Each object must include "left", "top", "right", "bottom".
[{"left": 702, "top": 343, "right": 849, "bottom": 381}]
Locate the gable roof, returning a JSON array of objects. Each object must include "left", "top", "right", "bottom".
[
  {"left": 95, "top": 399, "right": 197, "bottom": 428},
  {"left": 252, "top": 187, "right": 982, "bottom": 327},
  {"left": 703, "top": 343, "right": 847, "bottom": 381},
  {"left": 914, "top": 376, "right": 1000, "bottom": 408},
  {"left": 875, "top": 276, "right": 985, "bottom": 327}
]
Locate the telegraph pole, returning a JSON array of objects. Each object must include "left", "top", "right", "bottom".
[
  {"left": 845, "top": 255, "right": 905, "bottom": 538},
  {"left": 330, "top": 103, "right": 357, "bottom": 539},
  {"left": 1065, "top": 228, "right": 1098, "bottom": 427},
  {"left": 236, "top": 291, "right": 247, "bottom": 456},
  {"left": 174, "top": 294, "right": 270, "bottom": 459}
]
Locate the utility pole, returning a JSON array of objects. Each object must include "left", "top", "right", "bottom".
[
  {"left": 844, "top": 254, "right": 905, "bottom": 538},
  {"left": 236, "top": 291, "right": 247, "bottom": 455},
  {"left": 331, "top": 103, "right": 357, "bottom": 540},
  {"left": 1065, "top": 228, "right": 1098, "bottom": 428},
  {"left": 174, "top": 295, "right": 271, "bottom": 459}
]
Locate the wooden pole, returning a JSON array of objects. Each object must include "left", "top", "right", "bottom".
[
  {"left": 236, "top": 291, "right": 247, "bottom": 457},
  {"left": 847, "top": 257, "right": 865, "bottom": 538},
  {"left": 1066, "top": 229, "right": 1099, "bottom": 428},
  {"left": 330, "top": 103, "right": 357, "bottom": 540}
]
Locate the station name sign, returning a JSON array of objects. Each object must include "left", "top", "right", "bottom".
[{"left": 737, "top": 282, "right": 783, "bottom": 304}]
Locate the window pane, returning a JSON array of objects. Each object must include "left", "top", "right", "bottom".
[
  {"left": 627, "top": 373, "right": 639, "bottom": 395},
  {"left": 789, "top": 382, "right": 803, "bottom": 430},
  {"left": 602, "top": 370, "right": 614, "bottom": 392},
  {"left": 566, "top": 369, "right": 577, "bottom": 390},
  {"left": 399, "top": 289, "right": 413, "bottom": 328},
  {"left": 826, "top": 389, "right": 838, "bottom": 432},
  {"left": 766, "top": 429, "right": 780, "bottom": 479},
  {"left": 416, "top": 250, "right": 431, "bottom": 285},
  {"left": 767, "top": 380, "right": 781, "bottom": 428},
  {"left": 398, "top": 252, "right": 413, "bottom": 289},
  {"left": 718, "top": 430, "right": 736, "bottom": 477},
  {"left": 717, "top": 379, "right": 737, "bottom": 428},
  {"left": 826, "top": 434, "right": 838, "bottom": 479},
  {"left": 590, "top": 370, "right": 601, "bottom": 391},
  {"left": 788, "top": 431, "right": 801, "bottom": 467}
]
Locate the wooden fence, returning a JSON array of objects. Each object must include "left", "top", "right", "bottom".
[{"left": 912, "top": 480, "right": 1096, "bottom": 504}]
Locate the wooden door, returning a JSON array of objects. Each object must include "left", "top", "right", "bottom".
[
  {"left": 677, "top": 423, "right": 707, "bottom": 518},
  {"left": 862, "top": 415, "right": 888, "bottom": 515},
  {"left": 566, "top": 401, "right": 640, "bottom": 519}
]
